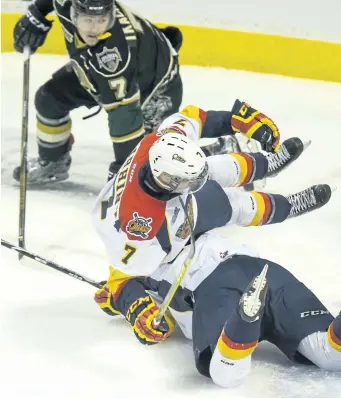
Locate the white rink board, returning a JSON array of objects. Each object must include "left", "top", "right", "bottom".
[{"left": 2, "top": 0, "right": 341, "bottom": 42}]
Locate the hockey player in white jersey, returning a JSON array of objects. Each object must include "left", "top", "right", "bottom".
[
  {"left": 118, "top": 230, "right": 341, "bottom": 388},
  {"left": 92, "top": 105, "right": 332, "bottom": 350}
]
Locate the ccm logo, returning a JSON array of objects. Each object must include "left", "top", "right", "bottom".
[
  {"left": 27, "top": 10, "right": 50, "bottom": 32},
  {"left": 300, "top": 310, "right": 330, "bottom": 318}
]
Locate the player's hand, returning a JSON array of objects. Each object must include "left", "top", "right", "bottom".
[
  {"left": 231, "top": 99, "right": 280, "bottom": 153},
  {"left": 126, "top": 295, "right": 174, "bottom": 345},
  {"left": 14, "top": 4, "right": 52, "bottom": 54},
  {"left": 94, "top": 285, "right": 121, "bottom": 316}
]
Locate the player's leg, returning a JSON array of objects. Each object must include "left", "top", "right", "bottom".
[
  {"left": 192, "top": 257, "right": 267, "bottom": 388},
  {"left": 296, "top": 313, "right": 341, "bottom": 371},
  {"left": 206, "top": 136, "right": 306, "bottom": 190},
  {"left": 13, "top": 63, "right": 97, "bottom": 184},
  {"left": 262, "top": 262, "right": 337, "bottom": 368}
]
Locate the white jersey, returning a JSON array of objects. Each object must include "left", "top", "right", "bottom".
[
  {"left": 151, "top": 230, "right": 259, "bottom": 339},
  {"left": 93, "top": 105, "right": 277, "bottom": 323}
]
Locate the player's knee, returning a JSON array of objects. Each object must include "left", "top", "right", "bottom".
[
  {"left": 298, "top": 332, "right": 341, "bottom": 372},
  {"left": 35, "top": 81, "right": 52, "bottom": 116},
  {"left": 35, "top": 80, "right": 67, "bottom": 119}
]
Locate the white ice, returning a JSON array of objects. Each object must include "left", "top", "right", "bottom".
[{"left": 1, "top": 53, "right": 341, "bottom": 398}]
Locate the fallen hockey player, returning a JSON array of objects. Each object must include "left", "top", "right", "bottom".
[
  {"left": 97, "top": 229, "right": 341, "bottom": 388},
  {"left": 91, "top": 104, "right": 336, "bottom": 386}
]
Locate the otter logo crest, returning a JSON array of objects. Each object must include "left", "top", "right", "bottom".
[{"left": 126, "top": 212, "right": 152, "bottom": 239}]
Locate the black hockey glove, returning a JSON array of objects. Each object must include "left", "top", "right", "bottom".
[{"left": 14, "top": 4, "right": 52, "bottom": 54}]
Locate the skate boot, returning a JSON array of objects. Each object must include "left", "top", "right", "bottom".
[
  {"left": 239, "top": 264, "right": 269, "bottom": 323},
  {"left": 266, "top": 137, "right": 307, "bottom": 177},
  {"left": 201, "top": 136, "right": 242, "bottom": 157},
  {"left": 287, "top": 184, "right": 332, "bottom": 218},
  {"left": 107, "top": 161, "right": 122, "bottom": 182},
  {"left": 13, "top": 153, "right": 72, "bottom": 184}
]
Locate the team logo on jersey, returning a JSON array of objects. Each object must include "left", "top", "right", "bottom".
[
  {"left": 220, "top": 250, "right": 229, "bottom": 259},
  {"left": 126, "top": 212, "right": 152, "bottom": 239},
  {"left": 175, "top": 197, "right": 194, "bottom": 240},
  {"left": 172, "top": 154, "right": 185, "bottom": 163},
  {"left": 96, "top": 47, "right": 122, "bottom": 73}
]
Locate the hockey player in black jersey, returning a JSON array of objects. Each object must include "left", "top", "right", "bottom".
[{"left": 12, "top": 0, "right": 183, "bottom": 183}]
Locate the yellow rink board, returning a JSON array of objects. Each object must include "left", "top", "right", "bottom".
[{"left": 2, "top": 13, "right": 341, "bottom": 82}]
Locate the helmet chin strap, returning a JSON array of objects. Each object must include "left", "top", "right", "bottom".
[{"left": 141, "top": 163, "right": 178, "bottom": 201}]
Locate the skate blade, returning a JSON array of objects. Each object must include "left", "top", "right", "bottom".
[
  {"left": 303, "top": 140, "right": 312, "bottom": 150},
  {"left": 12, "top": 173, "right": 69, "bottom": 187},
  {"left": 249, "top": 264, "right": 268, "bottom": 315}
]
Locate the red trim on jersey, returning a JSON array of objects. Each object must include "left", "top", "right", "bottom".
[
  {"left": 119, "top": 132, "right": 167, "bottom": 241},
  {"left": 199, "top": 108, "right": 207, "bottom": 125}
]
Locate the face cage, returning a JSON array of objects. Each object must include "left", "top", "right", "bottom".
[
  {"left": 70, "top": 7, "right": 115, "bottom": 33},
  {"left": 156, "top": 162, "right": 209, "bottom": 194}
]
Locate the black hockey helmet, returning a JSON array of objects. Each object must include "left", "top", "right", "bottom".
[{"left": 71, "top": 0, "right": 115, "bottom": 16}]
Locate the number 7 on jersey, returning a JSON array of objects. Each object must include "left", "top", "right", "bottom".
[{"left": 121, "top": 243, "right": 137, "bottom": 264}]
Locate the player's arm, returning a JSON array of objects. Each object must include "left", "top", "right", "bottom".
[
  {"left": 158, "top": 101, "right": 280, "bottom": 153},
  {"left": 13, "top": 0, "right": 53, "bottom": 53},
  {"left": 202, "top": 99, "right": 280, "bottom": 152},
  {"left": 94, "top": 234, "right": 174, "bottom": 345}
]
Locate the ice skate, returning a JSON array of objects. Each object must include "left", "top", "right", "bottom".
[
  {"left": 13, "top": 153, "right": 71, "bottom": 184},
  {"left": 239, "top": 264, "right": 269, "bottom": 323},
  {"left": 266, "top": 137, "right": 310, "bottom": 177},
  {"left": 201, "top": 136, "right": 242, "bottom": 157},
  {"left": 287, "top": 184, "right": 332, "bottom": 218}
]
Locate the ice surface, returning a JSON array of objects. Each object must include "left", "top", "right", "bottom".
[{"left": 1, "top": 54, "right": 341, "bottom": 398}]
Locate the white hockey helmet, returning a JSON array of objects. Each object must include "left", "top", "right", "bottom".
[{"left": 149, "top": 133, "right": 209, "bottom": 194}]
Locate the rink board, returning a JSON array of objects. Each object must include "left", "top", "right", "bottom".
[{"left": 1, "top": 12, "right": 341, "bottom": 83}]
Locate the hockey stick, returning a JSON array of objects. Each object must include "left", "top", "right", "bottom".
[
  {"left": 1, "top": 239, "right": 103, "bottom": 289},
  {"left": 18, "top": 46, "right": 31, "bottom": 259},
  {"left": 153, "top": 196, "right": 196, "bottom": 327}
]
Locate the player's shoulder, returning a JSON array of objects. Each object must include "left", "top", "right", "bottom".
[{"left": 114, "top": 135, "right": 167, "bottom": 242}]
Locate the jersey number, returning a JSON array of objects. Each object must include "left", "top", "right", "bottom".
[
  {"left": 109, "top": 77, "right": 127, "bottom": 100},
  {"left": 121, "top": 243, "right": 137, "bottom": 264}
]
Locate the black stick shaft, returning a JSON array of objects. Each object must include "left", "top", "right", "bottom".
[
  {"left": 18, "top": 47, "right": 31, "bottom": 258},
  {"left": 1, "top": 239, "right": 103, "bottom": 289}
]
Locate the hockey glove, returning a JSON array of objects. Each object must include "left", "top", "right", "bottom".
[
  {"left": 94, "top": 285, "right": 121, "bottom": 316},
  {"left": 14, "top": 4, "right": 52, "bottom": 54},
  {"left": 231, "top": 99, "right": 280, "bottom": 153},
  {"left": 126, "top": 295, "right": 174, "bottom": 345}
]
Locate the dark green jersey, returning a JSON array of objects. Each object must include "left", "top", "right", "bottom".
[{"left": 46, "top": 0, "right": 176, "bottom": 142}]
